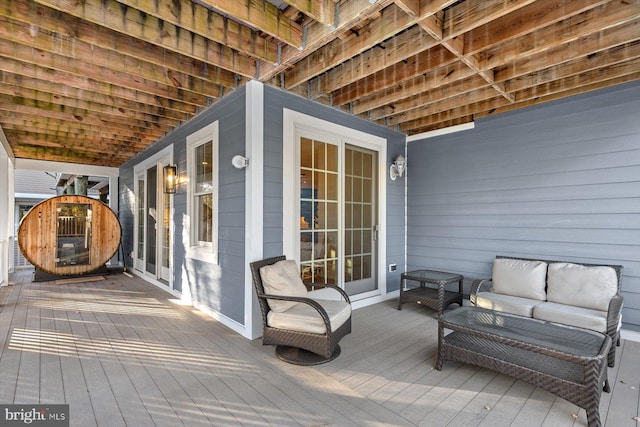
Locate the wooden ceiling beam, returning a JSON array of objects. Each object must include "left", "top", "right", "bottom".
[
  {"left": 422, "top": 0, "right": 552, "bottom": 104},
  {"left": 0, "top": 18, "right": 230, "bottom": 101},
  {"left": 282, "top": 0, "right": 336, "bottom": 27},
  {"left": 513, "top": 58, "right": 640, "bottom": 102},
  {"left": 0, "top": 57, "right": 197, "bottom": 116},
  {"left": 115, "top": 0, "right": 278, "bottom": 62},
  {"left": 312, "top": 0, "right": 541, "bottom": 103},
  {"left": 257, "top": 0, "right": 393, "bottom": 81},
  {"left": 496, "top": 19, "right": 640, "bottom": 82},
  {"left": 10, "top": 139, "right": 130, "bottom": 166},
  {"left": 425, "top": 30, "right": 515, "bottom": 102},
  {"left": 368, "top": 74, "right": 487, "bottom": 120},
  {"left": 378, "top": 77, "right": 494, "bottom": 125},
  {"left": 423, "top": 0, "right": 606, "bottom": 105},
  {"left": 353, "top": 62, "right": 478, "bottom": 114},
  {"left": 442, "top": 0, "right": 539, "bottom": 39},
  {"left": 332, "top": 45, "right": 457, "bottom": 106},
  {"left": 31, "top": 0, "right": 257, "bottom": 78},
  {"left": 0, "top": 84, "right": 182, "bottom": 129},
  {"left": 2, "top": 0, "right": 248, "bottom": 87},
  {"left": 0, "top": 41, "right": 209, "bottom": 108},
  {"left": 461, "top": 0, "right": 609, "bottom": 56},
  {"left": 506, "top": 43, "right": 640, "bottom": 91},
  {"left": 1, "top": 127, "right": 148, "bottom": 152},
  {"left": 0, "top": 73, "right": 192, "bottom": 122},
  {"left": 400, "top": 62, "right": 640, "bottom": 132},
  {"left": 479, "top": 1, "right": 640, "bottom": 71},
  {"left": 482, "top": 71, "right": 640, "bottom": 120},
  {"left": 394, "top": 0, "right": 421, "bottom": 17},
  {"left": 12, "top": 150, "right": 128, "bottom": 166},
  {"left": 285, "top": 3, "right": 425, "bottom": 89},
  {"left": 0, "top": 96, "right": 165, "bottom": 137},
  {"left": 0, "top": 116, "right": 148, "bottom": 145},
  {"left": 308, "top": 19, "right": 445, "bottom": 96},
  {"left": 0, "top": 19, "right": 234, "bottom": 92},
  {"left": 196, "top": 0, "right": 302, "bottom": 47},
  {"left": 352, "top": 0, "right": 637, "bottom": 114}
]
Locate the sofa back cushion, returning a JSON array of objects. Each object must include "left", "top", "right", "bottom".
[
  {"left": 547, "top": 263, "right": 618, "bottom": 311},
  {"left": 492, "top": 258, "right": 548, "bottom": 301},
  {"left": 260, "top": 260, "right": 308, "bottom": 312}
]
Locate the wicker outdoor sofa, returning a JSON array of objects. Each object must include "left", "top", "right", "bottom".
[{"left": 470, "top": 255, "right": 623, "bottom": 367}]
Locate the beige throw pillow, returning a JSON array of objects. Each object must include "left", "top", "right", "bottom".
[
  {"left": 260, "top": 260, "right": 308, "bottom": 312},
  {"left": 547, "top": 263, "right": 617, "bottom": 311},
  {"left": 492, "top": 258, "right": 547, "bottom": 301}
]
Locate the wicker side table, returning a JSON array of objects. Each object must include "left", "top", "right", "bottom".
[{"left": 397, "top": 269, "right": 463, "bottom": 314}]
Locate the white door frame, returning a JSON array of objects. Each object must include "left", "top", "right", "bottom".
[
  {"left": 133, "top": 145, "right": 174, "bottom": 292},
  {"left": 283, "top": 109, "right": 388, "bottom": 301}
]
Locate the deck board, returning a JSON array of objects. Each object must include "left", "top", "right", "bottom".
[{"left": 0, "top": 268, "right": 635, "bottom": 426}]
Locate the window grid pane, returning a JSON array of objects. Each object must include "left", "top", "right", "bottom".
[
  {"left": 299, "top": 138, "right": 338, "bottom": 285},
  {"left": 137, "top": 179, "right": 144, "bottom": 259}
]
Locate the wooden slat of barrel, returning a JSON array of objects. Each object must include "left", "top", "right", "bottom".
[{"left": 18, "top": 195, "right": 122, "bottom": 276}]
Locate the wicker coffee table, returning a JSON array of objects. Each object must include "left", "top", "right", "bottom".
[
  {"left": 397, "top": 269, "right": 463, "bottom": 314},
  {"left": 437, "top": 307, "right": 611, "bottom": 427}
]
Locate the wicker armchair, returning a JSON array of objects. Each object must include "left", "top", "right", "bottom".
[{"left": 250, "top": 255, "right": 352, "bottom": 365}]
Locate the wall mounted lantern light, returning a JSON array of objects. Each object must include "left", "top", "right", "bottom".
[
  {"left": 163, "top": 164, "right": 177, "bottom": 194},
  {"left": 389, "top": 154, "right": 406, "bottom": 180}
]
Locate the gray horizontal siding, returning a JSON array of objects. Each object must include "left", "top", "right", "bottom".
[
  {"left": 407, "top": 80, "right": 640, "bottom": 332},
  {"left": 120, "top": 87, "right": 246, "bottom": 324}
]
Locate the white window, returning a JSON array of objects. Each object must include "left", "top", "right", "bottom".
[{"left": 187, "top": 121, "right": 219, "bottom": 262}]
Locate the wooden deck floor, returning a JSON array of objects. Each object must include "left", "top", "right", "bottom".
[{"left": 1, "top": 269, "right": 638, "bottom": 427}]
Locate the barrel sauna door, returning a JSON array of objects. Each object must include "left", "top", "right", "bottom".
[{"left": 134, "top": 162, "right": 172, "bottom": 286}]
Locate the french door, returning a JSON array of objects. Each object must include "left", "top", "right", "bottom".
[
  {"left": 297, "top": 131, "right": 379, "bottom": 299},
  {"left": 134, "top": 156, "right": 172, "bottom": 287}
]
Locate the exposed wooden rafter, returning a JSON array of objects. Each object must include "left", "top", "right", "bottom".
[{"left": 0, "top": 0, "right": 637, "bottom": 166}]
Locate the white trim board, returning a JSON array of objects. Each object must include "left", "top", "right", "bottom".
[
  {"left": 282, "top": 108, "right": 388, "bottom": 303},
  {"left": 621, "top": 329, "right": 640, "bottom": 343},
  {"left": 244, "top": 80, "right": 264, "bottom": 340},
  {"left": 15, "top": 158, "right": 119, "bottom": 177},
  {"left": 406, "top": 122, "right": 475, "bottom": 142}
]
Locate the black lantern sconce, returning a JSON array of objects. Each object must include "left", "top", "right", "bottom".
[{"left": 163, "top": 165, "right": 177, "bottom": 194}]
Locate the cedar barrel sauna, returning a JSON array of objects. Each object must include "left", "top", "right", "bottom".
[{"left": 18, "top": 195, "right": 122, "bottom": 276}]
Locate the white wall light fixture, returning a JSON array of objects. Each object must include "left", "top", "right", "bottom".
[
  {"left": 389, "top": 154, "right": 406, "bottom": 180},
  {"left": 232, "top": 155, "right": 249, "bottom": 169}
]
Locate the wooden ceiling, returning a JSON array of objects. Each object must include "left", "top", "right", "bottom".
[{"left": 1, "top": 0, "right": 638, "bottom": 167}]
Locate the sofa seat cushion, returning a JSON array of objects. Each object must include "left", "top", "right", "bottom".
[
  {"left": 492, "top": 258, "right": 548, "bottom": 301},
  {"left": 547, "top": 263, "right": 617, "bottom": 311},
  {"left": 267, "top": 299, "right": 351, "bottom": 334},
  {"left": 475, "top": 291, "right": 543, "bottom": 317},
  {"left": 260, "top": 260, "right": 309, "bottom": 312},
  {"left": 533, "top": 301, "right": 607, "bottom": 333}
]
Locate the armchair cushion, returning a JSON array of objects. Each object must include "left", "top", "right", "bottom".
[
  {"left": 492, "top": 258, "right": 547, "bottom": 301},
  {"left": 547, "top": 263, "right": 617, "bottom": 311},
  {"left": 533, "top": 301, "right": 607, "bottom": 333},
  {"left": 260, "top": 260, "right": 308, "bottom": 312},
  {"left": 267, "top": 299, "right": 352, "bottom": 334}
]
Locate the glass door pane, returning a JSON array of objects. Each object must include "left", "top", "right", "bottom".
[
  {"left": 159, "top": 188, "right": 171, "bottom": 284},
  {"left": 344, "top": 146, "right": 376, "bottom": 296},
  {"left": 145, "top": 166, "right": 157, "bottom": 274},
  {"left": 299, "top": 137, "right": 339, "bottom": 285},
  {"left": 135, "top": 174, "right": 145, "bottom": 271}
]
